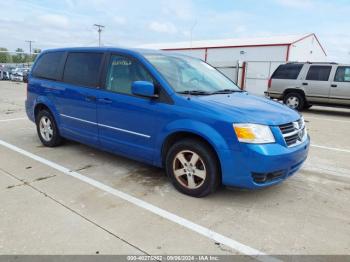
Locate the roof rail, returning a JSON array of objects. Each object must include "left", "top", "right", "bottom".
[
  {"left": 305, "top": 61, "right": 338, "bottom": 64},
  {"left": 287, "top": 61, "right": 338, "bottom": 65}
]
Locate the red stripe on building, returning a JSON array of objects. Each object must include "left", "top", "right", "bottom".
[
  {"left": 286, "top": 44, "right": 291, "bottom": 61},
  {"left": 240, "top": 62, "right": 246, "bottom": 90},
  {"left": 162, "top": 43, "right": 290, "bottom": 51}
]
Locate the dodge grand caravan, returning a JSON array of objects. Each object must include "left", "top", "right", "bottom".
[{"left": 25, "top": 47, "right": 310, "bottom": 197}]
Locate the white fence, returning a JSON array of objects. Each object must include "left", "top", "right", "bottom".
[
  {"left": 215, "top": 61, "right": 241, "bottom": 84},
  {"left": 242, "top": 61, "right": 285, "bottom": 96},
  {"left": 210, "top": 60, "right": 285, "bottom": 96}
]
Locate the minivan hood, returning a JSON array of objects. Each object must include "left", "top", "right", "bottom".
[{"left": 193, "top": 92, "right": 300, "bottom": 125}]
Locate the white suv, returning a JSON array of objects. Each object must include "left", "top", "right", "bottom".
[{"left": 265, "top": 62, "right": 350, "bottom": 110}]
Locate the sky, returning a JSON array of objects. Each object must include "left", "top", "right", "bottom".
[{"left": 1, "top": 0, "right": 349, "bottom": 62}]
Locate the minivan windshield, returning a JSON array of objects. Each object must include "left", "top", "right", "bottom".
[{"left": 145, "top": 54, "right": 241, "bottom": 94}]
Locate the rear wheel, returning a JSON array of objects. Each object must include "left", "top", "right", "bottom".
[
  {"left": 36, "top": 110, "right": 62, "bottom": 147},
  {"left": 283, "top": 92, "right": 305, "bottom": 111},
  {"left": 165, "top": 139, "right": 220, "bottom": 197}
]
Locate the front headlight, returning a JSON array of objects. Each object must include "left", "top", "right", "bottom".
[{"left": 233, "top": 123, "right": 275, "bottom": 144}]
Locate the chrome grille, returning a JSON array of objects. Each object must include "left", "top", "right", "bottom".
[{"left": 279, "top": 118, "right": 307, "bottom": 147}]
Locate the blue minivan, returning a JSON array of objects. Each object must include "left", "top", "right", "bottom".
[{"left": 25, "top": 47, "right": 310, "bottom": 197}]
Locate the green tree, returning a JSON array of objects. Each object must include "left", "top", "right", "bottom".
[
  {"left": 0, "top": 47, "right": 12, "bottom": 63},
  {"left": 12, "top": 48, "right": 26, "bottom": 63}
]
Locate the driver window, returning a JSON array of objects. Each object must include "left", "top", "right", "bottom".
[{"left": 106, "top": 55, "right": 154, "bottom": 95}]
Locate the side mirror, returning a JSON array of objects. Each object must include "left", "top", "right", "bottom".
[{"left": 131, "top": 81, "right": 158, "bottom": 98}]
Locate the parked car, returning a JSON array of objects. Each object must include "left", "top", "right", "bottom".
[
  {"left": 0, "top": 70, "right": 10, "bottom": 80},
  {"left": 11, "top": 71, "right": 24, "bottom": 82},
  {"left": 265, "top": 62, "right": 350, "bottom": 110},
  {"left": 25, "top": 48, "right": 310, "bottom": 197},
  {"left": 22, "top": 69, "right": 30, "bottom": 83}
]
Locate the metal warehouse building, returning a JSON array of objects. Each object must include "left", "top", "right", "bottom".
[{"left": 142, "top": 33, "right": 327, "bottom": 95}]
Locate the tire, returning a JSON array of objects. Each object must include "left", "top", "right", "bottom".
[
  {"left": 303, "top": 103, "right": 313, "bottom": 110},
  {"left": 36, "top": 110, "right": 62, "bottom": 147},
  {"left": 165, "top": 139, "right": 220, "bottom": 197},
  {"left": 283, "top": 92, "right": 305, "bottom": 111}
]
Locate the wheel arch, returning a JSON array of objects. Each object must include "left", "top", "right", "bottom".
[
  {"left": 33, "top": 97, "right": 60, "bottom": 125},
  {"left": 283, "top": 88, "right": 306, "bottom": 98},
  {"left": 162, "top": 131, "right": 219, "bottom": 162},
  {"left": 157, "top": 119, "right": 230, "bottom": 165},
  {"left": 34, "top": 103, "right": 51, "bottom": 119}
]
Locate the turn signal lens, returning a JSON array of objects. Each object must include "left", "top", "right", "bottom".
[{"left": 234, "top": 126, "right": 256, "bottom": 140}]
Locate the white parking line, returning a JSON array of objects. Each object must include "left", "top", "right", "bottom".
[
  {"left": 0, "top": 117, "right": 27, "bottom": 122},
  {"left": 311, "top": 144, "right": 350, "bottom": 154},
  {"left": 302, "top": 164, "right": 350, "bottom": 179},
  {"left": 305, "top": 116, "right": 350, "bottom": 124},
  {"left": 0, "top": 139, "right": 278, "bottom": 262}
]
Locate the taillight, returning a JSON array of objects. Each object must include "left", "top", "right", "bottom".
[{"left": 267, "top": 78, "right": 272, "bottom": 89}]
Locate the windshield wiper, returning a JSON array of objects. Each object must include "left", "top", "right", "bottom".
[
  {"left": 210, "top": 89, "right": 244, "bottom": 94},
  {"left": 177, "top": 90, "right": 212, "bottom": 96}
]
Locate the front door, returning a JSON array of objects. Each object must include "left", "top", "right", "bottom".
[{"left": 97, "top": 54, "right": 159, "bottom": 163}]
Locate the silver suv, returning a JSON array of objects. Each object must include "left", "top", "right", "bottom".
[{"left": 265, "top": 62, "right": 350, "bottom": 110}]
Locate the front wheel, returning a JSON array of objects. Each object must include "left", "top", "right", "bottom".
[
  {"left": 165, "top": 139, "right": 220, "bottom": 197},
  {"left": 283, "top": 92, "right": 305, "bottom": 111}
]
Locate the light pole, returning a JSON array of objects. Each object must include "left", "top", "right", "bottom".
[
  {"left": 25, "top": 40, "right": 35, "bottom": 56},
  {"left": 94, "top": 24, "right": 105, "bottom": 47}
]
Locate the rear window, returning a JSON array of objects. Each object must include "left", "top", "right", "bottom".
[
  {"left": 32, "top": 52, "right": 65, "bottom": 80},
  {"left": 63, "top": 52, "right": 103, "bottom": 88},
  {"left": 271, "top": 64, "right": 303, "bottom": 80},
  {"left": 306, "top": 66, "right": 332, "bottom": 81}
]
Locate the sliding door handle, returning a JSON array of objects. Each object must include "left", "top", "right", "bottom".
[
  {"left": 97, "top": 98, "right": 113, "bottom": 104},
  {"left": 85, "top": 95, "right": 96, "bottom": 101}
]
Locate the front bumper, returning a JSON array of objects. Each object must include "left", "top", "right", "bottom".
[
  {"left": 264, "top": 91, "right": 283, "bottom": 100},
  {"left": 219, "top": 136, "right": 310, "bottom": 188}
]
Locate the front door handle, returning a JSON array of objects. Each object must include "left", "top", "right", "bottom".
[
  {"left": 98, "top": 98, "right": 112, "bottom": 104},
  {"left": 302, "top": 82, "right": 308, "bottom": 86},
  {"left": 331, "top": 84, "right": 337, "bottom": 88}
]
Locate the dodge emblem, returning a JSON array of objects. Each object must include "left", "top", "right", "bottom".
[{"left": 293, "top": 121, "right": 300, "bottom": 130}]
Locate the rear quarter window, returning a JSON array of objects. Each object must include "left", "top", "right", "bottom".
[
  {"left": 271, "top": 64, "right": 303, "bottom": 80},
  {"left": 32, "top": 52, "right": 65, "bottom": 80},
  {"left": 63, "top": 52, "right": 103, "bottom": 88},
  {"left": 306, "top": 66, "right": 332, "bottom": 81}
]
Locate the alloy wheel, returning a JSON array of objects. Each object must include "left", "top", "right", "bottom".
[
  {"left": 172, "top": 150, "right": 207, "bottom": 189},
  {"left": 39, "top": 116, "right": 53, "bottom": 142}
]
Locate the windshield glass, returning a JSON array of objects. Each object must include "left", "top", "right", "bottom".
[{"left": 144, "top": 54, "right": 240, "bottom": 93}]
